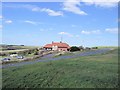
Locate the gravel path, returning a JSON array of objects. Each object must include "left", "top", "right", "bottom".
[{"left": 2, "top": 48, "right": 111, "bottom": 69}]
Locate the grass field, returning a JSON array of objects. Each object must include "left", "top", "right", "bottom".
[
  {"left": 0, "top": 45, "right": 41, "bottom": 51},
  {"left": 2, "top": 48, "right": 118, "bottom": 88}
]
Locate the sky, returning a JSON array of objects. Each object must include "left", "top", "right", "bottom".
[{"left": 0, "top": 0, "right": 119, "bottom": 47}]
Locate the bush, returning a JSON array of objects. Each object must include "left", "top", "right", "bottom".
[
  {"left": 0, "top": 53, "right": 7, "bottom": 56},
  {"left": 11, "top": 52, "right": 17, "bottom": 54},
  {"left": 18, "top": 50, "right": 28, "bottom": 56},
  {"left": 79, "top": 46, "right": 84, "bottom": 51},
  {"left": 70, "top": 46, "right": 80, "bottom": 52},
  {"left": 85, "top": 47, "right": 91, "bottom": 50},
  {"left": 34, "top": 51, "right": 39, "bottom": 55},
  {"left": 28, "top": 51, "right": 31, "bottom": 54},
  {"left": 92, "top": 47, "right": 98, "bottom": 49},
  {"left": 28, "top": 50, "right": 32, "bottom": 54}
]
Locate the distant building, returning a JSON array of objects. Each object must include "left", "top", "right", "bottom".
[{"left": 44, "top": 41, "right": 70, "bottom": 51}]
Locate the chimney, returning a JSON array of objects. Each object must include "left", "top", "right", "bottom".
[
  {"left": 61, "top": 36, "right": 63, "bottom": 43},
  {"left": 52, "top": 41, "right": 54, "bottom": 44}
]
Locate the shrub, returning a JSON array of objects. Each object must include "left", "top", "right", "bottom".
[
  {"left": 70, "top": 46, "right": 80, "bottom": 52},
  {"left": 92, "top": 47, "right": 98, "bottom": 49},
  {"left": 85, "top": 47, "right": 91, "bottom": 50},
  {"left": 0, "top": 53, "right": 7, "bottom": 56},
  {"left": 28, "top": 50, "right": 32, "bottom": 54},
  {"left": 34, "top": 51, "right": 39, "bottom": 55}
]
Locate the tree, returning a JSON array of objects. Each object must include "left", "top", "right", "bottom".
[
  {"left": 79, "top": 46, "right": 84, "bottom": 51},
  {"left": 92, "top": 47, "right": 98, "bottom": 49},
  {"left": 70, "top": 46, "right": 80, "bottom": 52}
]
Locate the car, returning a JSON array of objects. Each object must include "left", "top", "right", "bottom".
[
  {"left": 10, "top": 54, "right": 18, "bottom": 57},
  {"left": 16, "top": 56, "right": 24, "bottom": 59},
  {"left": 2, "top": 58, "right": 11, "bottom": 61}
]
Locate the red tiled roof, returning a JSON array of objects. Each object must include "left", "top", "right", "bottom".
[
  {"left": 44, "top": 44, "right": 52, "bottom": 48},
  {"left": 44, "top": 42, "right": 70, "bottom": 48}
]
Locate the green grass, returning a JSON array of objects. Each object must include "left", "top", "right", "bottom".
[
  {"left": 1, "top": 49, "right": 29, "bottom": 53},
  {"left": 97, "top": 46, "right": 118, "bottom": 49},
  {"left": 0, "top": 45, "right": 41, "bottom": 50},
  {"left": 2, "top": 49, "right": 118, "bottom": 88},
  {"left": 0, "top": 45, "right": 41, "bottom": 54}
]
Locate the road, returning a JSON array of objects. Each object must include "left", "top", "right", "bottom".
[{"left": 1, "top": 48, "right": 111, "bottom": 69}]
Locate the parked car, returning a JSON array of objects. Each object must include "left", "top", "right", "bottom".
[
  {"left": 10, "top": 54, "right": 18, "bottom": 57},
  {"left": 2, "top": 58, "right": 11, "bottom": 61},
  {"left": 16, "top": 56, "right": 24, "bottom": 59}
]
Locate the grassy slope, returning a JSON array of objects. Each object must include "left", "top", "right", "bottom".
[
  {"left": 97, "top": 46, "right": 118, "bottom": 49},
  {"left": 1, "top": 45, "right": 40, "bottom": 52},
  {"left": 2, "top": 49, "right": 118, "bottom": 88}
]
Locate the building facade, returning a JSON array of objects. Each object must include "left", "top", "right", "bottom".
[{"left": 44, "top": 41, "right": 70, "bottom": 51}]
